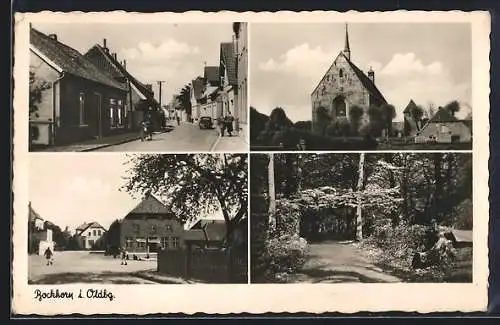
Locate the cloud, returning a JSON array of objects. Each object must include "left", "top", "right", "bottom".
[
  {"left": 67, "top": 176, "right": 113, "bottom": 197},
  {"left": 372, "top": 53, "right": 443, "bottom": 76},
  {"left": 121, "top": 39, "right": 200, "bottom": 63},
  {"left": 259, "top": 43, "right": 334, "bottom": 79}
]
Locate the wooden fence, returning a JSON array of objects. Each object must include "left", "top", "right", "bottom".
[{"left": 157, "top": 247, "right": 247, "bottom": 283}]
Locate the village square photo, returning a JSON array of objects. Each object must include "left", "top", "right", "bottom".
[
  {"left": 28, "top": 153, "right": 248, "bottom": 284},
  {"left": 29, "top": 22, "right": 248, "bottom": 152},
  {"left": 250, "top": 23, "right": 473, "bottom": 151}
]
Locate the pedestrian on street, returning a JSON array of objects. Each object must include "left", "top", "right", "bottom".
[
  {"left": 176, "top": 115, "right": 180, "bottom": 126},
  {"left": 217, "top": 116, "right": 225, "bottom": 137},
  {"left": 225, "top": 112, "right": 234, "bottom": 137},
  {"left": 121, "top": 247, "right": 128, "bottom": 265},
  {"left": 44, "top": 247, "right": 53, "bottom": 266}
]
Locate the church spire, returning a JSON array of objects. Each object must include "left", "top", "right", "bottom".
[{"left": 343, "top": 23, "right": 351, "bottom": 60}]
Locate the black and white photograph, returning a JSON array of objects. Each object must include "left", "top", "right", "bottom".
[
  {"left": 28, "top": 153, "right": 248, "bottom": 284},
  {"left": 29, "top": 22, "right": 248, "bottom": 152},
  {"left": 251, "top": 153, "right": 473, "bottom": 283},
  {"left": 250, "top": 23, "right": 473, "bottom": 151}
]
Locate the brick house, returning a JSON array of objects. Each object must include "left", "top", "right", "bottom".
[
  {"left": 415, "top": 107, "right": 472, "bottom": 144},
  {"left": 311, "top": 24, "right": 387, "bottom": 135},
  {"left": 84, "top": 41, "right": 162, "bottom": 131},
  {"left": 74, "top": 222, "right": 107, "bottom": 250},
  {"left": 119, "top": 194, "right": 185, "bottom": 253},
  {"left": 29, "top": 27, "right": 128, "bottom": 146}
]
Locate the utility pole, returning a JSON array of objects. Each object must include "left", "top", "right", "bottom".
[{"left": 157, "top": 80, "right": 165, "bottom": 108}]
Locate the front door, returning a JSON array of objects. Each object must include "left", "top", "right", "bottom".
[
  {"left": 95, "top": 93, "right": 102, "bottom": 139},
  {"left": 87, "top": 93, "right": 103, "bottom": 139}
]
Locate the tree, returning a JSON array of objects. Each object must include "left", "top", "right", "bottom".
[
  {"left": 122, "top": 154, "right": 247, "bottom": 246},
  {"left": 268, "top": 153, "right": 276, "bottom": 230},
  {"left": 443, "top": 100, "right": 460, "bottom": 117},
  {"left": 348, "top": 105, "right": 364, "bottom": 135},
  {"left": 175, "top": 85, "right": 192, "bottom": 118},
  {"left": 356, "top": 153, "right": 365, "bottom": 241},
  {"left": 29, "top": 71, "right": 52, "bottom": 118},
  {"left": 380, "top": 103, "right": 396, "bottom": 137}
]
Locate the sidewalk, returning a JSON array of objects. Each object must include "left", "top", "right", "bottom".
[
  {"left": 32, "top": 127, "right": 173, "bottom": 152},
  {"left": 133, "top": 269, "right": 202, "bottom": 284},
  {"left": 211, "top": 133, "right": 249, "bottom": 152}
]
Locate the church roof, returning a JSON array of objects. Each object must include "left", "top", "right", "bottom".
[{"left": 345, "top": 56, "right": 387, "bottom": 105}]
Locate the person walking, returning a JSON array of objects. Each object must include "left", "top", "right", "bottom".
[
  {"left": 225, "top": 112, "right": 234, "bottom": 137},
  {"left": 120, "top": 247, "right": 128, "bottom": 265},
  {"left": 217, "top": 116, "right": 225, "bottom": 137},
  {"left": 44, "top": 247, "right": 53, "bottom": 266},
  {"left": 176, "top": 114, "right": 180, "bottom": 126}
]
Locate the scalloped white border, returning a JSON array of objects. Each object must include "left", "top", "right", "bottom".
[{"left": 12, "top": 10, "right": 490, "bottom": 315}]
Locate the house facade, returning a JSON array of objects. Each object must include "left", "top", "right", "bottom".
[
  {"left": 311, "top": 24, "right": 387, "bottom": 135},
  {"left": 190, "top": 77, "right": 205, "bottom": 122},
  {"left": 119, "top": 194, "right": 185, "bottom": 253},
  {"left": 219, "top": 42, "right": 238, "bottom": 123},
  {"left": 415, "top": 108, "right": 472, "bottom": 143},
  {"left": 28, "top": 202, "right": 55, "bottom": 255},
  {"left": 198, "top": 66, "right": 221, "bottom": 121},
  {"left": 84, "top": 41, "right": 162, "bottom": 131},
  {"left": 29, "top": 27, "right": 128, "bottom": 147},
  {"left": 234, "top": 22, "right": 248, "bottom": 142},
  {"left": 75, "top": 222, "right": 107, "bottom": 250}
]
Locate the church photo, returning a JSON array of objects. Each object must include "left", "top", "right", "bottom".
[{"left": 249, "top": 23, "right": 473, "bottom": 151}]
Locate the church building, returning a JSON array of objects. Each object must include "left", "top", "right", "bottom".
[{"left": 311, "top": 24, "right": 388, "bottom": 135}]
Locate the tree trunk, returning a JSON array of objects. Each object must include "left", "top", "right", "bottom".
[
  {"left": 384, "top": 153, "right": 399, "bottom": 227},
  {"left": 268, "top": 153, "right": 276, "bottom": 231},
  {"left": 432, "top": 153, "right": 443, "bottom": 223},
  {"left": 356, "top": 153, "right": 365, "bottom": 241}
]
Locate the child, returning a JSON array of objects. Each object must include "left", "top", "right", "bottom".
[{"left": 44, "top": 247, "right": 53, "bottom": 266}]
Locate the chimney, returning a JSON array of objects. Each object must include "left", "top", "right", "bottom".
[
  {"left": 103, "top": 38, "right": 109, "bottom": 52},
  {"left": 123, "top": 60, "right": 127, "bottom": 69},
  {"left": 48, "top": 34, "right": 57, "bottom": 41},
  {"left": 112, "top": 53, "right": 117, "bottom": 60},
  {"left": 367, "top": 67, "right": 375, "bottom": 84}
]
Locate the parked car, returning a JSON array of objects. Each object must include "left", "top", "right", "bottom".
[{"left": 199, "top": 116, "right": 214, "bottom": 129}]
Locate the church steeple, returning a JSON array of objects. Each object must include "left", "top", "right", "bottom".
[{"left": 343, "top": 23, "right": 351, "bottom": 60}]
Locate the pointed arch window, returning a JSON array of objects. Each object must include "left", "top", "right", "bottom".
[
  {"left": 339, "top": 69, "right": 344, "bottom": 78},
  {"left": 333, "top": 97, "right": 346, "bottom": 117}
]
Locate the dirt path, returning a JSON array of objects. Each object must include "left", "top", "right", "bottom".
[{"left": 293, "top": 241, "right": 402, "bottom": 283}]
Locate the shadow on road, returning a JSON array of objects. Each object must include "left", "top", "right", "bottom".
[{"left": 29, "top": 271, "right": 157, "bottom": 284}]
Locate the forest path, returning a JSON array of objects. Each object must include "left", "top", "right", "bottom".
[{"left": 296, "top": 240, "right": 402, "bottom": 283}]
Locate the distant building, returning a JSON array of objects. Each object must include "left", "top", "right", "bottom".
[
  {"left": 29, "top": 27, "right": 128, "bottom": 147},
  {"left": 190, "top": 76, "right": 206, "bottom": 122},
  {"left": 234, "top": 22, "right": 248, "bottom": 142},
  {"left": 74, "top": 222, "right": 107, "bottom": 250},
  {"left": 84, "top": 40, "right": 161, "bottom": 131},
  {"left": 311, "top": 24, "right": 387, "bottom": 135},
  {"left": 403, "top": 99, "right": 423, "bottom": 137},
  {"left": 415, "top": 107, "right": 472, "bottom": 144}
]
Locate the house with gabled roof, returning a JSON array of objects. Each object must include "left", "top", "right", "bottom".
[
  {"left": 29, "top": 26, "right": 128, "bottom": 147},
  {"left": 74, "top": 221, "right": 107, "bottom": 250},
  {"left": 415, "top": 107, "right": 472, "bottom": 144},
  {"left": 311, "top": 24, "right": 387, "bottom": 135},
  {"left": 219, "top": 42, "right": 238, "bottom": 122},
  {"left": 190, "top": 76, "right": 206, "bottom": 122},
  {"left": 28, "top": 202, "right": 55, "bottom": 255},
  {"left": 117, "top": 194, "right": 185, "bottom": 253},
  {"left": 84, "top": 40, "right": 162, "bottom": 130}
]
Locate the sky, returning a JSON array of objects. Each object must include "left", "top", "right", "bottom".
[
  {"left": 250, "top": 23, "right": 472, "bottom": 122},
  {"left": 29, "top": 154, "right": 141, "bottom": 231},
  {"left": 32, "top": 22, "right": 235, "bottom": 106}
]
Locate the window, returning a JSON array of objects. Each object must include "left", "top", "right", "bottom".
[
  {"left": 88, "top": 239, "right": 94, "bottom": 247},
  {"left": 93, "top": 229, "right": 96, "bottom": 236},
  {"left": 97, "top": 230, "right": 101, "bottom": 236},
  {"left": 133, "top": 223, "right": 140, "bottom": 234},
  {"left": 161, "top": 237, "right": 169, "bottom": 249},
  {"left": 151, "top": 225, "right": 157, "bottom": 234},
  {"left": 125, "top": 237, "right": 134, "bottom": 249},
  {"left": 136, "top": 237, "right": 146, "bottom": 248},
  {"left": 339, "top": 69, "right": 344, "bottom": 78},
  {"left": 79, "top": 93, "right": 86, "bottom": 125},
  {"left": 88, "top": 231, "right": 91, "bottom": 236},
  {"left": 165, "top": 225, "right": 173, "bottom": 232},
  {"left": 172, "top": 237, "right": 180, "bottom": 248},
  {"left": 109, "top": 98, "right": 125, "bottom": 128}
]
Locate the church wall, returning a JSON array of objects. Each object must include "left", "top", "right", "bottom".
[{"left": 311, "top": 53, "right": 370, "bottom": 134}]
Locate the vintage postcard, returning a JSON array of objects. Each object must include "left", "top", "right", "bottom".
[{"left": 12, "top": 11, "right": 490, "bottom": 315}]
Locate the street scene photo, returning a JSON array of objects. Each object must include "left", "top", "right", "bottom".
[
  {"left": 28, "top": 153, "right": 248, "bottom": 284},
  {"left": 250, "top": 23, "right": 473, "bottom": 151},
  {"left": 250, "top": 153, "right": 472, "bottom": 283},
  {"left": 29, "top": 22, "right": 248, "bottom": 152}
]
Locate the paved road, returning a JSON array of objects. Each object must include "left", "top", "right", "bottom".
[
  {"left": 29, "top": 251, "right": 158, "bottom": 284},
  {"left": 294, "top": 241, "right": 402, "bottom": 283},
  {"left": 94, "top": 122, "right": 219, "bottom": 152}
]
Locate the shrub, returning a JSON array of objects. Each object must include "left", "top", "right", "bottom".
[
  {"left": 264, "top": 234, "right": 308, "bottom": 275},
  {"left": 273, "top": 199, "right": 302, "bottom": 237}
]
